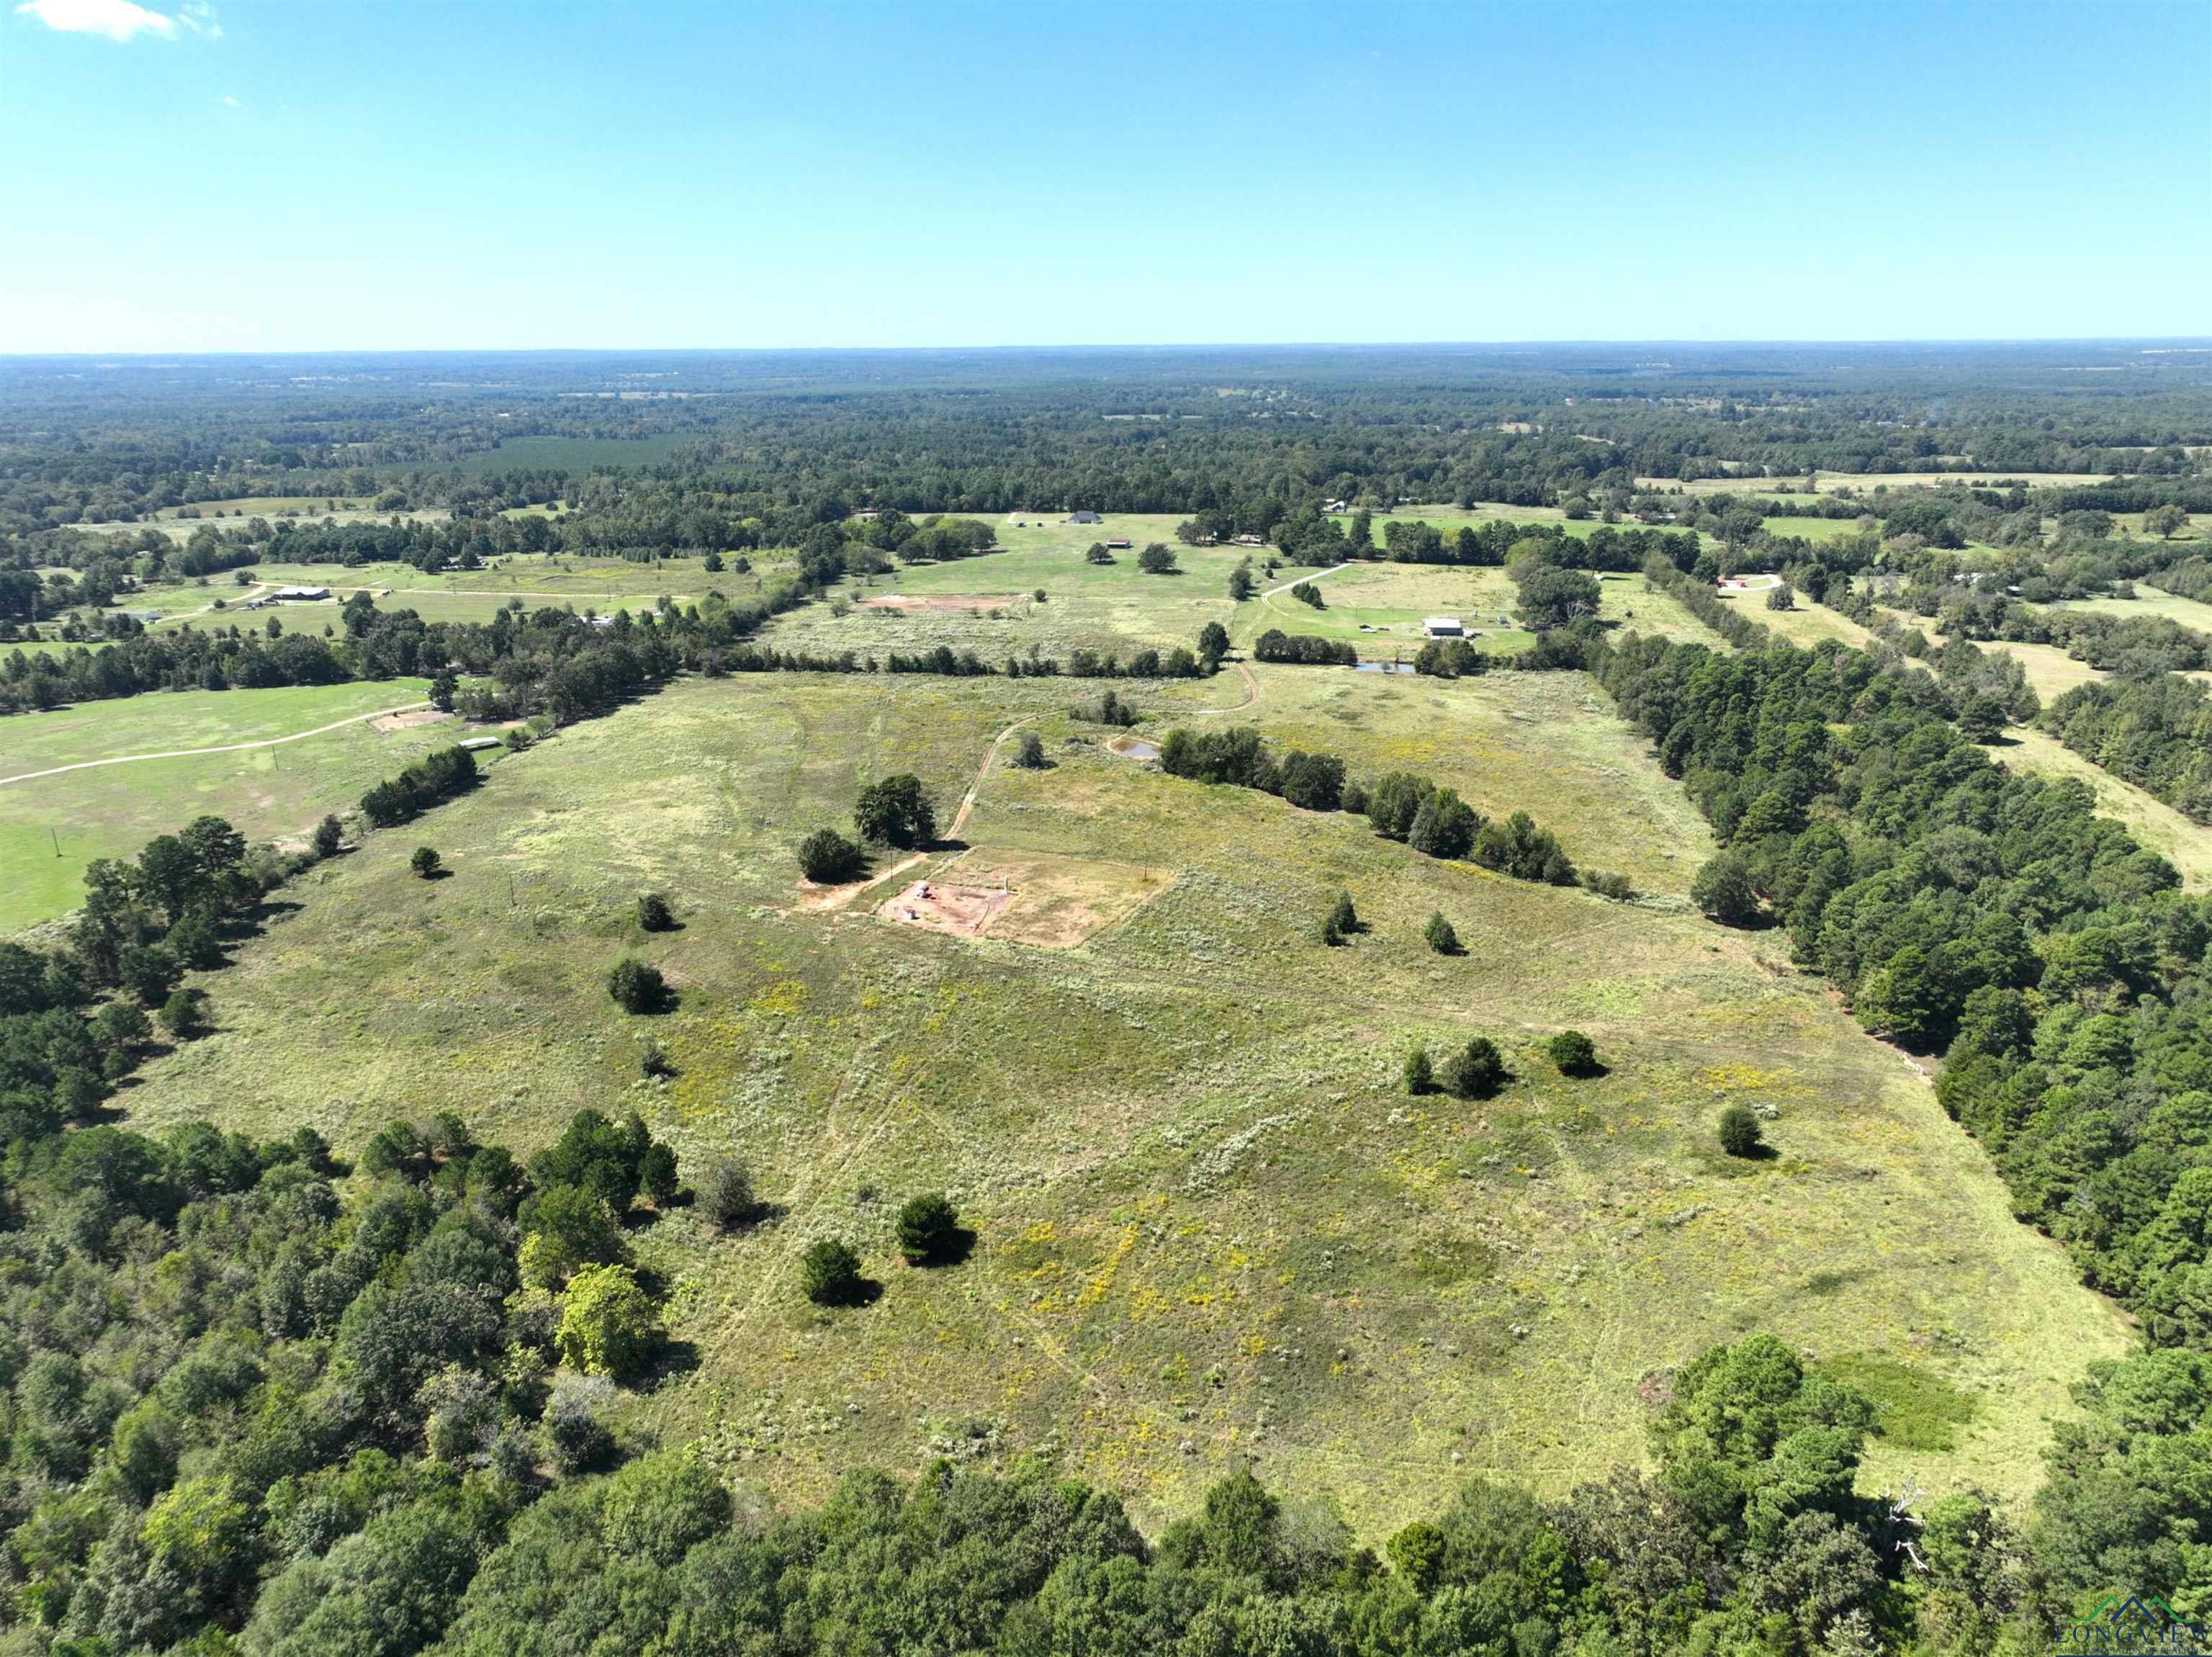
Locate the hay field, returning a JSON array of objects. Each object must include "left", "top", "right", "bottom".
[
  {"left": 0, "top": 681, "right": 436, "bottom": 931},
  {"left": 112, "top": 668, "right": 2130, "bottom": 1536}
]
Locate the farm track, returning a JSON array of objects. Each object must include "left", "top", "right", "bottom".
[{"left": 0, "top": 703, "right": 434, "bottom": 788}]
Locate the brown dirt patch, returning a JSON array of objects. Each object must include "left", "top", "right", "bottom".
[
  {"left": 873, "top": 850, "right": 1172, "bottom": 949},
  {"left": 370, "top": 708, "right": 452, "bottom": 732},
  {"left": 878, "top": 878, "right": 1012, "bottom": 937},
  {"left": 794, "top": 853, "right": 927, "bottom": 914}
]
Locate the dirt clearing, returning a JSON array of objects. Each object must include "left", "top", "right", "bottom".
[
  {"left": 874, "top": 848, "right": 1171, "bottom": 948},
  {"left": 370, "top": 708, "right": 454, "bottom": 732}
]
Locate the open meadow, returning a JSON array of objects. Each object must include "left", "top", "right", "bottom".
[
  {"left": 0, "top": 679, "right": 440, "bottom": 930},
  {"left": 108, "top": 663, "right": 2132, "bottom": 1536}
]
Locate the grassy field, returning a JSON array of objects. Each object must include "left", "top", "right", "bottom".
[
  {"left": 1247, "top": 566, "right": 1731, "bottom": 659},
  {"left": 1869, "top": 605, "right": 2108, "bottom": 704},
  {"left": 768, "top": 516, "right": 1246, "bottom": 660},
  {"left": 2055, "top": 584, "right": 2212, "bottom": 642},
  {"left": 1743, "top": 593, "right": 1880, "bottom": 650},
  {"left": 1994, "top": 724, "right": 2212, "bottom": 890},
  {"left": 31, "top": 554, "right": 780, "bottom": 642},
  {"left": 112, "top": 667, "right": 2131, "bottom": 1536},
  {"left": 769, "top": 513, "right": 1728, "bottom": 667},
  {"left": 0, "top": 681, "right": 437, "bottom": 933}
]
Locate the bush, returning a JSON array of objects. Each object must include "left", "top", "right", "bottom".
[
  {"left": 1424, "top": 912, "right": 1460, "bottom": 955},
  {"left": 799, "top": 827, "right": 866, "bottom": 884},
  {"left": 310, "top": 814, "right": 343, "bottom": 858},
  {"left": 1719, "top": 1104, "right": 1764, "bottom": 1157},
  {"left": 895, "top": 1193, "right": 962, "bottom": 1265},
  {"left": 607, "top": 957, "right": 667, "bottom": 1015},
  {"left": 637, "top": 892, "right": 677, "bottom": 932},
  {"left": 543, "top": 1375, "right": 617, "bottom": 1472},
  {"left": 556, "top": 1264, "right": 665, "bottom": 1379},
  {"left": 1320, "top": 912, "right": 1345, "bottom": 947},
  {"left": 1138, "top": 544, "right": 1179, "bottom": 574},
  {"left": 1766, "top": 582, "right": 1795, "bottom": 611},
  {"left": 410, "top": 846, "right": 441, "bottom": 879},
  {"left": 1691, "top": 852, "right": 1761, "bottom": 926},
  {"left": 1011, "top": 731, "right": 1048, "bottom": 770},
  {"left": 1441, "top": 1038, "right": 1506, "bottom": 1100},
  {"left": 1404, "top": 1048, "right": 1434, "bottom": 1095},
  {"left": 639, "top": 1142, "right": 680, "bottom": 1205},
  {"left": 160, "top": 987, "right": 208, "bottom": 1041},
  {"left": 703, "top": 1162, "right": 758, "bottom": 1232},
  {"left": 1547, "top": 1030, "right": 1598, "bottom": 1076},
  {"left": 801, "top": 1238, "right": 866, "bottom": 1306},
  {"left": 1085, "top": 542, "right": 1114, "bottom": 565},
  {"left": 1329, "top": 892, "right": 1359, "bottom": 935}
]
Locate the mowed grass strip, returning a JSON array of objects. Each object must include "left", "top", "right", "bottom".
[{"left": 114, "top": 670, "right": 2131, "bottom": 1537}]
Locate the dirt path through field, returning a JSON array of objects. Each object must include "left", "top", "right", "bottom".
[{"left": 0, "top": 702, "right": 433, "bottom": 788}]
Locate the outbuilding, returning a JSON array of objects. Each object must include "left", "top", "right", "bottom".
[
  {"left": 1423, "top": 616, "right": 1465, "bottom": 638},
  {"left": 1067, "top": 509, "right": 1103, "bottom": 524}
]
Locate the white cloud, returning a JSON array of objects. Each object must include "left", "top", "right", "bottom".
[
  {"left": 177, "top": 0, "right": 217, "bottom": 36},
  {"left": 14, "top": 0, "right": 177, "bottom": 40},
  {"left": 220, "top": 91, "right": 237, "bottom": 106}
]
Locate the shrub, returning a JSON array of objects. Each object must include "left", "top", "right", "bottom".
[
  {"left": 544, "top": 1375, "right": 617, "bottom": 1473},
  {"left": 799, "top": 827, "right": 866, "bottom": 884},
  {"left": 639, "top": 1142, "right": 680, "bottom": 1206},
  {"left": 160, "top": 987, "right": 208, "bottom": 1041},
  {"left": 1691, "top": 852, "right": 1761, "bottom": 926},
  {"left": 1580, "top": 868, "right": 1635, "bottom": 901},
  {"left": 310, "top": 814, "right": 343, "bottom": 858},
  {"left": 1138, "top": 544, "right": 1179, "bottom": 575},
  {"left": 410, "top": 846, "right": 441, "bottom": 879},
  {"left": 1766, "top": 582, "right": 1795, "bottom": 611},
  {"left": 1320, "top": 912, "right": 1345, "bottom": 947},
  {"left": 1290, "top": 580, "right": 1323, "bottom": 609},
  {"left": 1424, "top": 912, "right": 1460, "bottom": 954},
  {"left": 1011, "top": 731, "right": 1048, "bottom": 770},
  {"left": 1408, "top": 790, "right": 1480, "bottom": 861},
  {"left": 703, "top": 1162, "right": 759, "bottom": 1231},
  {"left": 1719, "top": 1104, "right": 1764, "bottom": 1157},
  {"left": 1547, "top": 1030, "right": 1598, "bottom": 1076},
  {"left": 557, "top": 1265, "right": 665, "bottom": 1379},
  {"left": 639, "top": 1038, "right": 675, "bottom": 1079},
  {"left": 801, "top": 1238, "right": 866, "bottom": 1306},
  {"left": 637, "top": 892, "right": 677, "bottom": 932},
  {"left": 895, "top": 1193, "right": 962, "bottom": 1265},
  {"left": 1085, "top": 542, "right": 1114, "bottom": 565},
  {"left": 1441, "top": 1038, "right": 1506, "bottom": 1100},
  {"left": 607, "top": 957, "right": 667, "bottom": 1015},
  {"left": 1404, "top": 1048, "right": 1435, "bottom": 1095},
  {"left": 1329, "top": 892, "right": 1359, "bottom": 935}
]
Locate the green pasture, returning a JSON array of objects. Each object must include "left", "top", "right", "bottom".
[
  {"left": 114, "top": 668, "right": 2129, "bottom": 1535},
  {"left": 0, "top": 681, "right": 435, "bottom": 933}
]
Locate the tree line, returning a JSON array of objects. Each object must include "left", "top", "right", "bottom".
[{"left": 1591, "top": 626, "right": 2212, "bottom": 1375}]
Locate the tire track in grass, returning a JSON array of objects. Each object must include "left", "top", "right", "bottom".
[{"left": 0, "top": 702, "right": 433, "bottom": 787}]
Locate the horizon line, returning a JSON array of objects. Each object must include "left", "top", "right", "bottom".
[{"left": 6, "top": 336, "right": 2211, "bottom": 362}]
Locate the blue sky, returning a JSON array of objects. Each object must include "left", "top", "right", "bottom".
[{"left": 3, "top": 0, "right": 2206, "bottom": 351}]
